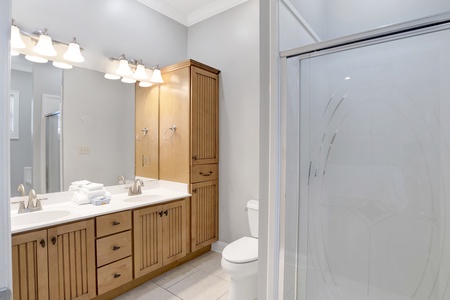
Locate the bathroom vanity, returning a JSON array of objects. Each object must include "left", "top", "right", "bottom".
[{"left": 10, "top": 182, "right": 210, "bottom": 299}]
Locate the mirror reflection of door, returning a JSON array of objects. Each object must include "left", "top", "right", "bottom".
[{"left": 45, "top": 112, "right": 61, "bottom": 193}]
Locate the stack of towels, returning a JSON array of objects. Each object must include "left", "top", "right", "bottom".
[{"left": 71, "top": 180, "right": 111, "bottom": 205}]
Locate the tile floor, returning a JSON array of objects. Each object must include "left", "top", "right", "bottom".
[{"left": 113, "top": 251, "right": 230, "bottom": 300}]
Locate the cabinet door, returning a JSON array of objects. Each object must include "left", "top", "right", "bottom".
[
  {"left": 162, "top": 199, "right": 189, "bottom": 265},
  {"left": 12, "top": 230, "right": 48, "bottom": 300},
  {"left": 191, "top": 66, "right": 219, "bottom": 166},
  {"left": 47, "top": 219, "right": 96, "bottom": 300},
  {"left": 133, "top": 205, "right": 163, "bottom": 278},
  {"left": 191, "top": 180, "right": 219, "bottom": 251},
  {"left": 159, "top": 67, "right": 190, "bottom": 183}
]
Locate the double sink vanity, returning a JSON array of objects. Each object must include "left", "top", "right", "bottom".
[{"left": 11, "top": 180, "right": 202, "bottom": 299}]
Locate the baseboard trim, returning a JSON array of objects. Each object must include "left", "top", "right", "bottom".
[{"left": 211, "top": 241, "right": 228, "bottom": 253}]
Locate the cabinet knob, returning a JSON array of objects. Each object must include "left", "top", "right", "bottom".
[
  {"left": 164, "top": 210, "right": 169, "bottom": 216},
  {"left": 40, "top": 239, "right": 45, "bottom": 248},
  {"left": 112, "top": 245, "right": 121, "bottom": 251},
  {"left": 192, "top": 155, "right": 197, "bottom": 160},
  {"left": 112, "top": 221, "right": 121, "bottom": 226},
  {"left": 113, "top": 273, "right": 121, "bottom": 278},
  {"left": 51, "top": 237, "right": 57, "bottom": 245}
]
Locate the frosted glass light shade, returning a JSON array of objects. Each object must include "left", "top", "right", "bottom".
[
  {"left": 149, "top": 68, "right": 164, "bottom": 84},
  {"left": 11, "top": 26, "right": 25, "bottom": 49},
  {"left": 121, "top": 77, "right": 136, "bottom": 84},
  {"left": 139, "top": 81, "right": 153, "bottom": 87},
  {"left": 53, "top": 61, "right": 73, "bottom": 69},
  {"left": 11, "top": 49, "right": 20, "bottom": 56},
  {"left": 64, "top": 42, "right": 84, "bottom": 63},
  {"left": 116, "top": 59, "right": 133, "bottom": 76},
  {"left": 25, "top": 55, "right": 48, "bottom": 63},
  {"left": 133, "top": 64, "right": 149, "bottom": 80},
  {"left": 33, "top": 34, "right": 57, "bottom": 56},
  {"left": 104, "top": 73, "right": 120, "bottom": 80}
]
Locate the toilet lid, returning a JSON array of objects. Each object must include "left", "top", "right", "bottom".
[{"left": 222, "top": 237, "right": 258, "bottom": 263}]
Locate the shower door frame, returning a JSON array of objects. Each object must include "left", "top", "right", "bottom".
[{"left": 278, "top": 11, "right": 450, "bottom": 299}]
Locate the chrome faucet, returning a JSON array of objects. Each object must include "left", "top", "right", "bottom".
[
  {"left": 128, "top": 178, "right": 144, "bottom": 196},
  {"left": 17, "top": 189, "right": 44, "bottom": 214}
]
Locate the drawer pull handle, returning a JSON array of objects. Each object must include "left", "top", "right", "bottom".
[
  {"left": 164, "top": 210, "right": 169, "bottom": 216},
  {"left": 40, "top": 239, "right": 45, "bottom": 248},
  {"left": 112, "top": 221, "right": 121, "bottom": 226},
  {"left": 51, "top": 237, "right": 57, "bottom": 245},
  {"left": 112, "top": 245, "right": 121, "bottom": 251},
  {"left": 199, "top": 171, "right": 213, "bottom": 176},
  {"left": 113, "top": 273, "right": 121, "bottom": 278}
]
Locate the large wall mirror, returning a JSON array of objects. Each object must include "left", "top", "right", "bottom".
[{"left": 10, "top": 55, "right": 143, "bottom": 197}]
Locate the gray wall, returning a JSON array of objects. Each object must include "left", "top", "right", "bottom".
[
  {"left": 188, "top": 0, "right": 260, "bottom": 243},
  {"left": 10, "top": 70, "right": 32, "bottom": 197}
]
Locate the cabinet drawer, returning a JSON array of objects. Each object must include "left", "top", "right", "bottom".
[
  {"left": 96, "top": 230, "right": 132, "bottom": 267},
  {"left": 191, "top": 164, "right": 218, "bottom": 183},
  {"left": 97, "top": 256, "right": 133, "bottom": 295},
  {"left": 96, "top": 211, "right": 131, "bottom": 237}
]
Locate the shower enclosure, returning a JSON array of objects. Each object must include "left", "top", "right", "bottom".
[{"left": 281, "top": 16, "right": 450, "bottom": 300}]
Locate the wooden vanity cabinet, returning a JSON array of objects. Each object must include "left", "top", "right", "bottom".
[
  {"left": 12, "top": 230, "right": 49, "bottom": 300},
  {"left": 159, "top": 60, "right": 220, "bottom": 251},
  {"left": 12, "top": 219, "right": 96, "bottom": 300},
  {"left": 95, "top": 211, "right": 133, "bottom": 295},
  {"left": 133, "top": 198, "right": 189, "bottom": 278}
]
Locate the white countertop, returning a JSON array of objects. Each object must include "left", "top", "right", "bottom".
[{"left": 10, "top": 180, "right": 190, "bottom": 234}]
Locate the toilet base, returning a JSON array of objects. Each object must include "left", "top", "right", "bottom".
[
  {"left": 229, "top": 272, "right": 257, "bottom": 300},
  {"left": 222, "top": 258, "right": 258, "bottom": 300}
]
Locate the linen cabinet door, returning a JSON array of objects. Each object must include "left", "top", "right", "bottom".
[
  {"left": 12, "top": 230, "right": 49, "bottom": 300},
  {"left": 162, "top": 199, "right": 189, "bottom": 265},
  {"left": 47, "top": 219, "right": 96, "bottom": 300},
  {"left": 191, "top": 66, "right": 219, "bottom": 166},
  {"left": 133, "top": 205, "right": 163, "bottom": 278},
  {"left": 191, "top": 180, "right": 219, "bottom": 251}
]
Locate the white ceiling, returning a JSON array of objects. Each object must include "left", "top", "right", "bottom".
[{"left": 137, "top": 0, "right": 248, "bottom": 27}]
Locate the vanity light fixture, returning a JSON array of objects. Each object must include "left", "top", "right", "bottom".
[
  {"left": 104, "top": 73, "right": 121, "bottom": 80},
  {"left": 52, "top": 61, "right": 73, "bottom": 69},
  {"left": 10, "top": 21, "right": 25, "bottom": 49},
  {"left": 33, "top": 29, "right": 57, "bottom": 57},
  {"left": 121, "top": 77, "right": 137, "bottom": 84},
  {"left": 139, "top": 81, "right": 153, "bottom": 87},
  {"left": 106, "top": 54, "right": 163, "bottom": 87},
  {"left": 133, "top": 61, "right": 149, "bottom": 81},
  {"left": 115, "top": 55, "right": 133, "bottom": 76},
  {"left": 63, "top": 38, "right": 85, "bottom": 63},
  {"left": 25, "top": 55, "right": 48, "bottom": 64},
  {"left": 149, "top": 66, "right": 164, "bottom": 84}
]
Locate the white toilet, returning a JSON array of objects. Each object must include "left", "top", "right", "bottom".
[{"left": 221, "top": 199, "right": 259, "bottom": 300}]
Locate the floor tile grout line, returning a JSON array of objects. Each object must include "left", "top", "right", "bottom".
[
  {"left": 216, "top": 290, "right": 229, "bottom": 300},
  {"left": 153, "top": 268, "right": 202, "bottom": 290}
]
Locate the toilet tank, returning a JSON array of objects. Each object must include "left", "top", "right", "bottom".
[{"left": 247, "top": 200, "right": 259, "bottom": 238}]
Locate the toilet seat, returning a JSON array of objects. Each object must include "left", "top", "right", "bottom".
[{"left": 222, "top": 237, "right": 258, "bottom": 264}]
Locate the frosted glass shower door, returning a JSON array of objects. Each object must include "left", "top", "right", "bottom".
[{"left": 298, "top": 29, "right": 450, "bottom": 300}]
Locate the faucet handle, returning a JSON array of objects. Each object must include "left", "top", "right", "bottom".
[
  {"left": 17, "top": 201, "right": 26, "bottom": 214},
  {"left": 17, "top": 184, "right": 26, "bottom": 196}
]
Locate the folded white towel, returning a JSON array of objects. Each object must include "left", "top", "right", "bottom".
[
  {"left": 82, "top": 182, "right": 104, "bottom": 191},
  {"left": 79, "top": 188, "right": 107, "bottom": 198},
  {"left": 71, "top": 193, "right": 90, "bottom": 205},
  {"left": 71, "top": 180, "right": 91, "bottom": 186}
]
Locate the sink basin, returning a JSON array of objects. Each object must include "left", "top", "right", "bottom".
[
  {"left": 123, "top": 194, "right": 164, "bottom": 203},
  {"left": 11, "top": 210, "right": 72, "bottom": 226}
]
